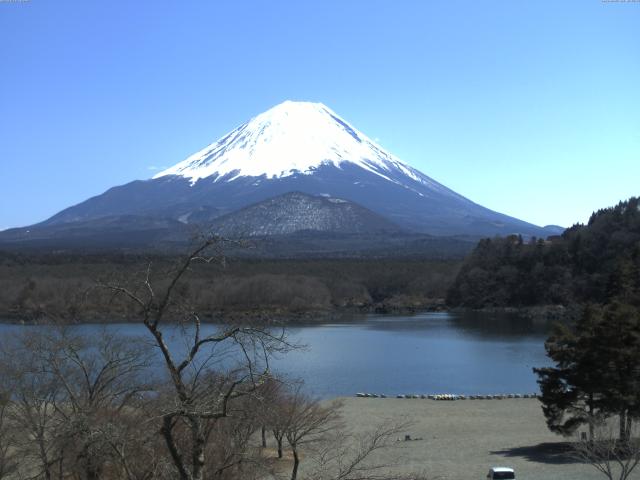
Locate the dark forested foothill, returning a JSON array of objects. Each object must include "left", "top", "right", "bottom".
[{"left": 447, "top": 197, "right": 640, "bottom": 310}]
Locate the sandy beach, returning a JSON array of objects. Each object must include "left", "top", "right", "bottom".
[{"left": 334, "top": 397, "right": 636, "bottom": 480}]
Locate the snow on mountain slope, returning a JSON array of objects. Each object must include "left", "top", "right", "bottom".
[
  {"left": 7, "top": 100, "right": 560, "bottom": 242},
  {"left": 208, "top": 191, "right": 403, "bottom": 237},
  {"left": 153, "top": 100, "right": 451, "bottom": 196}
]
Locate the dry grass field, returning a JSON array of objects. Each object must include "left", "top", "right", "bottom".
[{"left": 325, "top": 397, "right": 637, "bottom": 480}]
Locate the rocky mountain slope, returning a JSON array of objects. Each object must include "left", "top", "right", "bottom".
[{"left": 209, "top": 192, "right": 402, "bottom": 237}]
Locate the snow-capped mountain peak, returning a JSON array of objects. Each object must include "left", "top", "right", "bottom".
[
  {"left": 153, "top": 100, "right": 424, "bottom": 185},
  {"left": 9, "top": 101, "right": 557, "bottom": 241}
]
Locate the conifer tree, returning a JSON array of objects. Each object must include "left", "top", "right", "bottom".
[
  {"left": 592, "top": 302, "right": 640, "bottom": 442},
  {"left": 535, "top": 303, "right": 640, "bottom": 441},
  {"left": 534, "top": 305, "right": 604, "bottom": 439}
]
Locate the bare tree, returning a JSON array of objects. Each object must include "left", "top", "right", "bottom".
[
  {"left": 103, "top": 402, "right": 173, "bottom": 480},
  {"left": 276, "top": 385, "right": 343, "bottom": 480},
  {"left": 204, "top": 394, "right": 266, "bottom": 479},
  {"left": 263, "top": 381, "right": 421, "bottom": 480},
  {"left": 303, "top": 420, "right": 418, "bottom": 480},
  {"left": 254, "top": 376, "right": 282, "bottom": 450},
  {"left": 0, "top": 390, "right": 17, "bottom": 480},
  {"left": 0, "top": 332, "right": 66, "bottom": 480},
  {"left": 0, "top": 328, "right": 152, "bottom": 480},
  {"left": 46, "top": 330, "right": 152, "bottom": 480},
  {"left": 261, "top": 378, "right": 289, "bottom": 459},
  {"left": 572, "top": 420, "right": 640, "bottom": 480},
  {"left": 100, "top": 236, "right": 291, "bottom": 480},
  {"left": 271, "top": 417, "right": 287, "bottom": 460}
]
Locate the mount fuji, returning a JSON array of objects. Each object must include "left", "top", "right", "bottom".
[{"left": 1, "top": 101, "right": 561, "bottom": 251}]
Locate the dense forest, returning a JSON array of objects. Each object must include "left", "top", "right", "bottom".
[
  {"left": 447, "top": 197, "right": 640, "bottom": 309},
  {"left": 0, "top": 252, "right": 460, "bottom": 322}
]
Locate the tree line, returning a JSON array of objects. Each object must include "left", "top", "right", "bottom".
[
  {"left": 447, "top": 197, "right": 640, "bottom": 309},
  {"left": 0, "top": 254, "right": 460, "bottom": 322}
]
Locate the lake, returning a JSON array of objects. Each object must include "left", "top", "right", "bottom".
[{"left": 0, "top": 311, "right": 553, "bottom": 398}]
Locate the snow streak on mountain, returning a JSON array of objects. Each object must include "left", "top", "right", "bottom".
[{"left": 153, "top": 100, "right": 454, "bottom": 198}]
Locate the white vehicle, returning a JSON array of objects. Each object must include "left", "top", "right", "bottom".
[{"left": 486, "top": 467, "right": 515, "bottom": 479}]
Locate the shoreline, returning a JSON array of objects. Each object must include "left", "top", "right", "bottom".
[
  {"left": 0, "top": 302, "right": 577, "bottom": 325},
  {"left": 0, "top": 301, "right": 445, "bottom": 325}
]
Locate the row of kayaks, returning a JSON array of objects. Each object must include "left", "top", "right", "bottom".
[{"left": 355, "top": 392, "right": 539, "bottom": 400}]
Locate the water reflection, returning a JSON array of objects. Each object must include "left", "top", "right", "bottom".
[
  {"left": 303, "top": 311, "right": 553, "bottom": 340},
  {"left": 273, "top": 311, "right": 553, "bottom": 397},
  {"left": 449, "top": 311, "right": 555, "bottom": 338},
  {"left": 0, "top": 311, "right": 553, "bottom": 398}
]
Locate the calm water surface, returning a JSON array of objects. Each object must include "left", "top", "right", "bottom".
[
  {"left": 275, "top": 311, "right": 553, "bottom": 397},
  {"left": 0, "top": 311, "right": 553, "bottom": 398}
]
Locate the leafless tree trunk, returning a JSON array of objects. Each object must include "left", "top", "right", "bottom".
[
  {"left": 101, "top": 236, "right": 290, "bottom": 480},
  {"left": 273, "top": 384, "right": 343, "bottom": 480},
  {"left": 253, "top": 377, "right": 283, "bottom": 453},
  {"left": 273, "top": 428, "right": 285, "bottom": 459}
]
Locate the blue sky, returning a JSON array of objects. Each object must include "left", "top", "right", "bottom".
[{"left": 0, "top": 0, "right": 638, "bottom": 230}]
